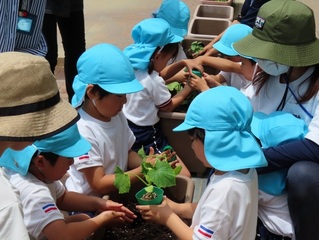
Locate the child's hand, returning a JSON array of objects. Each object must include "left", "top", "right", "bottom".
[
  {"left": 136, "top": 196, "right": 173, "bottom": 225},
  {"left": 182, "top": 59, "right": 203, "bottom": 75},
  {"left": 98, "top": 210, "right": 127, "bottom": 225},
  {"left": 203, "top": 73, "right": 222, "bottom": 88},
  {"left": 98, "top": 199, "right": 137, "bottom": 222},
  {"left": 188, "top": 73, "right": 210, "bottom": 92}
]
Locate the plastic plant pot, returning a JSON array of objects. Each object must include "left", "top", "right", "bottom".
[
  {"left": 163, "top": 145, "right": 177, "bottom": 162},
  {"left": 135, "top": 186, "right": 164, "bottom": 205}
]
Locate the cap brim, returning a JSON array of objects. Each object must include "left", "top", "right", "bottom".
[
  {"left": 55, "top": 135, "right": 91, "bottom": 158},
  {"left": 100, "top": 78, "right": 144, "bottom": 94},
  {"left": 171, "top": 27, "right": 187, "bottom": 38},
  {"left": 213, "top": 41, "right": 237, "bottom": 56},
  {"left": 0, "top": 99, "right": 79, "bottom": 141},
  {"left": 233, "top": 33, "right": 319, "bottom": 67},
  {"left": 173, "top": 121, "right": 194, "bottom": 132}
]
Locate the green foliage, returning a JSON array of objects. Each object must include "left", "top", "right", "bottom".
[
  {"left": 114, "top": 148, "right": 182, "bottom": 194},
  {"left": 190, "top": 41, "right": 205, "bottom": 55}
]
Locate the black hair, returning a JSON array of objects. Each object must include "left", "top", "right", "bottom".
[
  {"left": 84, "top": 84, "right": 111, "bottom": 100},
  {"left": 30, "top": 151, "right": 59, "bottom": 167},
  {"left": 148, "top": 42, "right": 179, "bottom": 74},
  {"left": 187, "top": 128, "right": 205, "bottom": 142}
]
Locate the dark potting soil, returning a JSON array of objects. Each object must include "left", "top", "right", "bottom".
[{"left": 103, "top": 201, "right": 177, "bottom": 240}]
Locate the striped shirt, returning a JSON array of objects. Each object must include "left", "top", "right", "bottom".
[{"left": 0, "top": 0, "right": 47, "bottom": 56}]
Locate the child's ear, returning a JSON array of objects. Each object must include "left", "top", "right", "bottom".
[
  {"left": 33, "top": 155, "right": 46, "bottom": 169},
  {"left": 86, "top": 84, "right": 96, "bottom": 99}
]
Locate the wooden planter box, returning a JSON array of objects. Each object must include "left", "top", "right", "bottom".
[
  {"left": 194, "top": 4, "right": 234, "bottom": 20},
  {"left": 159, "top": 111, "right": 208, "bottom": 177},
  {"left": 188, "top": 18, "right": 231, "bottom": 39},
  {"left": 200, "top": 0, "right": 233, "bottom": 6}
]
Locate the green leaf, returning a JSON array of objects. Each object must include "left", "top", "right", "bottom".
[
  {"left": 148, "top": 160, "right": 177, "bottom": 188},
  {"left": 114, "top": 166, "right": 131, "bottom": 194},
  {"left": 144, "top": 185, "right": 154, "bottom": 193},
  {"left": 137, "top": 146, "right": 147, "bottom": 160}
]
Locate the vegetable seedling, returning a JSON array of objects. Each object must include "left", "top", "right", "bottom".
[{"left": 114, "top": 147, "right": 182, "bottom": 202}]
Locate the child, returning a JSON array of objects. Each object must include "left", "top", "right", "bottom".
[
  {"left": 4, "top": 123, "right": 136, "bottom": 240},
  {"left": 189, "top": 23, "right": 256, "bottom": 92},
  {"left": 137, "top": 86, "right": 267, "bottom": 240},
  {"left": 251, "top": 111, "right": 307, "bottom": 240},
  {"left": 66, "top": 43, "right": 179, "bottom": 197},
  {"left": 122, "top": 18, "right": 197, "bottom": 176},
  {"left": 0, "top": 51, "right": 80, "bottom": 239},
  {"left": 154, "top": 0, "right": 192, "bottom": 85}
]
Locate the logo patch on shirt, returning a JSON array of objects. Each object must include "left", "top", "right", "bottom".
[
  {"left": 255, "top": 16, "right": 265, "bottom": 30},
  {"left": 198, "top": 225, "right": 214, "bottom": 238},
  {"left": 78, "top": 153, "right": 90, "bottom": 161},
  {"left": 42, "top": 203, "right": 58, "bottom": 214}
]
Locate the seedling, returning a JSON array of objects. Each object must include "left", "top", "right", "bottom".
[
  {"left": 114, "top": 147, "right": 182, "bottom": 203},
  {"left": 186, "top": 41, "right": 205, "bottom": 59}
]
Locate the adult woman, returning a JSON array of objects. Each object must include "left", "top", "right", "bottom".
[{"left": 233, "top": 1, "right": 319, "bottom": 239}]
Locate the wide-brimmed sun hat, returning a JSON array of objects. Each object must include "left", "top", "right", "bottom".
[
  {"left": 156, "top": 0, "right": 190, "bottom": 37},
  {"left": 0, "top": 52, "right": 79, "bottom": 141},
  {"left": 213, "top": 23, "right": 252, "bottom": 56},
  {"left": 0, "top": 124, "right": 91, "bottom": 175},
  {"left": 123, "top": 18, "right": 183, "bottom": 70},
  {"left": 233, "top": 0, "right": 319, "bottom": 67},
  {"left": 72, "top": 43, "right": 144, "bottom": 108},
  {"left": 173, "top": 86, "right": 267, "bottom": 171},
  {"left": 251, "top": 111, "right": 308, "bottom": 196}
]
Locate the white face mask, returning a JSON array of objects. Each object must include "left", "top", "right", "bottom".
[{"left": 256, "top": 59, "right": 290, "bottom": 76}]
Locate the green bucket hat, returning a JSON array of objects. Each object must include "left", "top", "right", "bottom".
[{"left": 233, "top": 0, "right": 319, "bottom": 67}]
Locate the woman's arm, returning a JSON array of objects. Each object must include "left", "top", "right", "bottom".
[{"left": 257, "top": 138, "right": 319, "bottom": 174}]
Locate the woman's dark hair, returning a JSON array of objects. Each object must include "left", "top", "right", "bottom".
[
  {"left": 148, "top": 42, "right": 179, "bottom": 74},
  {"left": 252, "top": 64, "right": 319, "bottom": 103},
  {"left": 187, "top": 128, "right": 205, "bottom": 142},
  {"left": 85, "top": 84, "right": 111, "bottom": 100}
]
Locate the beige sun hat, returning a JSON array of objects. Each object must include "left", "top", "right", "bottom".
[{"left": 0, "top": 52, "right": 79, "bottom": 141}]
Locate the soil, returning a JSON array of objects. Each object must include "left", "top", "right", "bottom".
[{"left": 103, "top": 201, "right": 177, "bottom": 240}]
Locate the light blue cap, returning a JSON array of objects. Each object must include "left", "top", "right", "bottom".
[
  {"left": 251, "top": 111, "right": 308, "bottom": 148},
  {"left": 123, "top": 18, "right": 183, "bottom": 70},
  {"left": 156, "top": 0, "right": 190, "bottom": 37},
  {"left": 251, "top": 111, "right": 308, "bottom": 195},
  {"left": 213, "top": 23, "right": 253, "bottom": 56},
  {"left": 72, "top": 43, "right": 144, "bottom": 108},
  {"left": 0, "top": 124, "right": 91, "bottom": 175},
  {"left": 173, "top": 86, "right": 267, "bottom": 171}
]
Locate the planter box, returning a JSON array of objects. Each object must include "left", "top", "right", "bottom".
[
  {"left": 159, "top": 111, "right": 208, "bottom": 177},
  {"left": 188, "top": 18, "right": 231, "bottom": 39},
  {"left": 182, "top": 37, "right": 220, "bottom": 75},
  {"left": 200, "top": 0, "right": 233, "bottom": 6},
  {"left": 194, "top": 4, "right": 234, "bottom": 20}
]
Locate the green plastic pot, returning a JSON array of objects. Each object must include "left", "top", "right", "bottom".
[
  {"left": 163, "top": 145, "right": 177, "bottom": 162},
  {"left": 135, "top": 186, "right": 164, "bottom": 205}
]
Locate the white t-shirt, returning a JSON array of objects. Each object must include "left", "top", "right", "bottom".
[
  {"left": 220, "top": 70, "right": 250, "bottom": 90},
  {"left": 8, "top": 171, "right": 65, "bottom": 240},
  {"left": 123, "top": 69, "right": 171, "bottom": 126},
  {"left": 191, "top": 169, "right": 258, "bottom": 240},
  {"left": 0, "top": 168, "right": 30, "bottom": 240},
  {"left": 65, "top": 109, "right": 135, "bottom": 196},
  {"left": 258, "top": 191, "right": 295, "bottom": 239}
]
